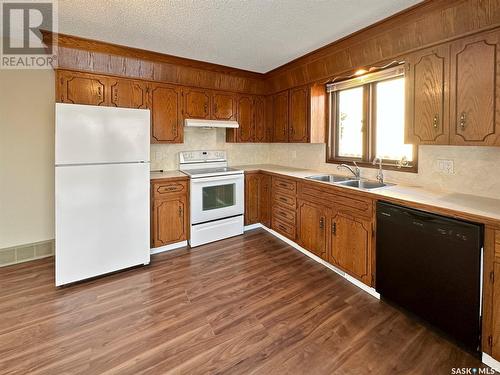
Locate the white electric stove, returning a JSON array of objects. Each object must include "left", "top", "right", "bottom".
[{"left": 179, "top": 151, "right": 244, "bottom": 247}]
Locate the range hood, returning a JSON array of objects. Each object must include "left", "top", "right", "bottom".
[{"left": 184, "top": 119, "right": 239, "bottom": 129}]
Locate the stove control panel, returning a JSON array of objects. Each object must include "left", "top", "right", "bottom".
[{"left": 179, "top": 150, "right": 226, "bottom": 164}]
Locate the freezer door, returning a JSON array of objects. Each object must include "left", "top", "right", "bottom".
[
  {"left": 55, "top": 163, "right": 150, "bottom": 286},
  {"left": 56, "top": 103, "right": 150, "bottom": 164}
]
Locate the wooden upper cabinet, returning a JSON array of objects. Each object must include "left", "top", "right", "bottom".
[
  {"left": 329, "top": 211, "right": 372, "bottom": 285},
  {"left": 289, "top": 86, "right": 309, "bottom": 142},
  {"left": 254, "top": 96, "right": 267, "bottom": 142},
  {"left": 450, "top": 30, "right": 500, "bottom": 146},
  {"left": 297, "top": 200, "right": 328, "bottom": 260},
  {"left": 183, "top": 88, "right": 211, "bottom": 119},
  {"left": 273, "top": 91, "right": 289, "bottom": 142},
  {"left": 405, "top": 45, "right": 450, "bottom": 145},
  {"left": 212, "top": 92, "right": 237, "bottom": 120},
  {"left": 109, "top": 79, "right": 148, "bottom": 109},
  {"left": 58, "top": 71, "right": 107, "bottom": 106},
  {"left": 150, "top": 83, "right": 183, "bottom": 143},
  {"left": 152, "top": 196, "right": 187, "bottom": 247},
  {"left": 238, "top": 95, "right": 255, "bottom": 142}
]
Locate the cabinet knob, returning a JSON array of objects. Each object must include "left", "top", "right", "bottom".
[
  {"left": 459, "top": 112, "right": 466, "bottom": 130},
  {"left": 433, "top": 114, "right": 438, "bottom": 129}
]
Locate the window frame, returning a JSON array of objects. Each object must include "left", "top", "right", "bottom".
[{"left": 327, "top": 67, "right": 418, "bottom": 173}]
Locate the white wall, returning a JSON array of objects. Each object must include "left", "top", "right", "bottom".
[{"left": 0, "top": 69, "right": 55, "bottom": 248}]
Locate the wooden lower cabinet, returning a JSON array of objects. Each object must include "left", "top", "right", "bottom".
[
  {"left": 244, "top": 172, "right": 271, "bottom": 226},
  {"left": 329, "top": 211, "right": 373, "bottom": 285},
  {"left": 492, "top": 262, "right": 500, "bottom": 359},
  {"left": 151, "top": 179, "right": 189, "bottom": 248},
  {"left": 297, "top": 200, "right": 328, "bottom": 260}
]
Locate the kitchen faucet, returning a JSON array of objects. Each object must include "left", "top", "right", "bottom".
[
  {"left": 373, "top": 157, "right": 384, "bottom": 184},
  {"left": 337, "top": 161, "right": 360, "bottom": 179}
]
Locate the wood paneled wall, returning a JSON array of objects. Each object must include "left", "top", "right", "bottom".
[
  {"left": 45, "top": 0, "right": 500, "bottom": 96},
  {"left": 43, "top": 32, "right": 266, "bottom": 95},
  {"left": 265, "top": 0, "right": 500, "bottom": 93}
]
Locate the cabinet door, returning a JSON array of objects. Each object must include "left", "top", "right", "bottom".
[
  {"left": 289, "top": 86, "right": 309, "bottom": 142},
  {"left": 405, "top": 45, "right": 450, "bottom": 144},
  {"left": 273, "top": 91, "right": 289, "bottom": 142},
  {"left": 245, "top": 173, "right": 260, "bottom": 225},
  {"left": 450, "top": 30, "right": 500, "bottom": 145},
  {"left": 254, "top": 96, "right": 267, "bottom": 142},
  {"left": 329, "top": 211, "right": 372, "bottom": 285},
  {"left": 110, "top": 79, "right": 148, "bottom": 109},
  {"left": 213, "top": 92, "right": 237, "bottom": 120},
  {"left": 238, "top": 95, "right": 255, "bottom": 142},
  {"left": 59, "top": 72, "right": 107, "bottom": 106},
  {"left": 259, "top": 174, "right": 271, "bottom": 227},
  {"left": 183, "top": 88, "right": 211, "bottom": 119},
  {"left": 152, "top": 196, "right": 187, "bottom": 247},
  {"left": 297, "top": 200, "right": 327, "bottom": 260},
  {"left": 492, "top": 261, "right": 500, "bottom": 360},
  {"left": 150, "top": 84, "right": 183, "bottom": 143}
]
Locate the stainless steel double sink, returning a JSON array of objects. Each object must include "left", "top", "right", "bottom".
[{"left": 305, "top": 174, "right": 393, "bottom": 190}]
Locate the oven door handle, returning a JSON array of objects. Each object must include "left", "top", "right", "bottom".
[{"left": 190, "top": 174, "right": 243, "bottom": 184}]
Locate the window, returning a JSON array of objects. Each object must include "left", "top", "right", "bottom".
[{"left": 328, "top": 66, "right": 416, "bottom": 170}]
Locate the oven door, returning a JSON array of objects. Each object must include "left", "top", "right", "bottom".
[{"left": 190, "top": 174, "right": 244, "bottom": 224}]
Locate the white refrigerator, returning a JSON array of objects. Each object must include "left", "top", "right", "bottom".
[{"left": 55, "top": 103, "right": 150, "bottom": 286}]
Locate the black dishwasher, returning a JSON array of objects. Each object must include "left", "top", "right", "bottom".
[{"left": 376, "top": 201, "right": 483, "bottom": 354}]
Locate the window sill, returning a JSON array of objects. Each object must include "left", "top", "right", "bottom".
[{"left": 326, "top": 158, "right": 418, "bottom": 174}]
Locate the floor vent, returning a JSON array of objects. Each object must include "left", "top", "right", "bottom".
[{"left": 0, "top": 240, "right": 54, "bottom": 267}]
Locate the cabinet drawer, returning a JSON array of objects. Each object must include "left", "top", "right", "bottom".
[
  {"left": 272, "top": 218, "right": 296, "bottom": 240},
  {"left": 272, "top": 205, "right": 296, "bottom": 224},
  {"left": 273, "top": 177, "right": 297, "bottom": 194},
  {"left": 153, "top": 180, "right": 188, "bottom": 198},
  {"left": 273, "top": 191, "right": 296, "bottom": 209}
]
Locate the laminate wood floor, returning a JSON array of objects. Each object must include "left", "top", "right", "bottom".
[{"left": 0, "top": 229, "right": 490, "bottom": 374}]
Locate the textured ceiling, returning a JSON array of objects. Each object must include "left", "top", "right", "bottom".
[{"left": 58, "top": 0, "right": 423, "bottom": 73}]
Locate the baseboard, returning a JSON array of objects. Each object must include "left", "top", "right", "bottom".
[
  {"left": 483, "top": 353, "right": 500, "bottom": 373},
  {"left": 150, "top": 240, "right": 188, "bottom": 255},
  {"left": 0, "top": 239, "right": 54, "bottom": 267},
  {"left": 244, "top": 224, "right": 380, "bottom": 299}
]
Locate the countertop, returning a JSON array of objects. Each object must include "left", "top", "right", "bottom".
[
  {"left": 150, "top": 170, "right": 188, "bottom": 180},
  {"left": 233, "top": 164, "right": 500, "bottom": 225}
]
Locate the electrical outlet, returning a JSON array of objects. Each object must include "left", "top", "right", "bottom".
[{"left": 437, "top": 159, "right": 454, "bottom": 175}]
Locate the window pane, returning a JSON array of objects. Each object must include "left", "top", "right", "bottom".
[
  {"left": 337, "top": 86, "right": 364, "bottom": 158},
  {"left": 375, "top": 78, "right": 413, "bottom": 162}
]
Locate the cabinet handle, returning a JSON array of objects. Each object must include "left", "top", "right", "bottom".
[
  {"left": 204, "top": 103, "right": 208, "bottom": 113},
  {"left": 113, "top": 89, "right": 118, "bottom": 103},
  {"left": 319, "top": 217, "right": 324, "bottom": 229},
  {"left": 97, "top": 86, "right": 103, "bottom": 99},
  {"left": 459, "top": 112, "right": 466, "bottom": 130},
  {"left": 214, "top": 103, "right": 218, "bottom": 112},
  {"left": 331, "top": 222, "right": 337, "bottom": 235},
  {"left": 178, "top": 206, "right": 183, "bottom": 217},
  {"left": 279, "top": 197, "right": 287, "bottom": 202},
  {"left": 433, "top": 114, "right": 438, "bottom": 129}
]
